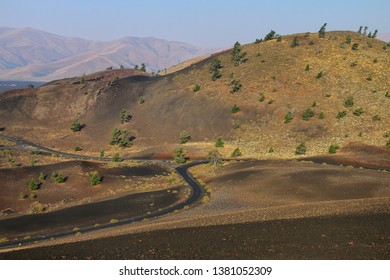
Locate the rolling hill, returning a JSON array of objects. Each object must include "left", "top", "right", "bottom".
[
  {"left": 0, "top": 27, "right": 212, "bottom": 81},
  {"left": 0, "top": 30, "right": 389, "bottom": 160}
]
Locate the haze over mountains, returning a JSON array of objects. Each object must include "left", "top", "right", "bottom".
[{"left": 0, "top": 27, "right": 212, "bottom": 81}]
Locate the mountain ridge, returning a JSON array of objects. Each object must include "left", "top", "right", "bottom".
[{"left": 0, "top": 27, "right": 212, "bottom": 81}]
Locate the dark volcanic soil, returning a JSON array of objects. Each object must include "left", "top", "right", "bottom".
[{"left": 1, "top": 212, "right": 389, "bottom": 260}]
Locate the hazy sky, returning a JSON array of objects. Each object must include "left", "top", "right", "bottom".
[{"left": 1, "top": 0, "right": 389, "bottom": 48}]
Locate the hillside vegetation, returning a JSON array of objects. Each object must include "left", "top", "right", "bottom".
[{"left": 0, "top": 30, "right": 389, "bottom": 159}]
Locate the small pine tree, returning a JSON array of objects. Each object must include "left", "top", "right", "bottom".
[
  {"left": 318, "top": 23, "right": 327, "bottom": 38},
  {"left": 54, "top": 173, "right": 66, "bottom": 183},
  {"left": 344, "top": 96, "right": 354, "bottom": 107},
  {"left": 231, "top": 147, "right": 242, "bottom": 157},
  {"left": 305, "top": 64, "right": 310, "bottom": 71},
  {"left": 90, "top": 171, "right": 102, "bottom": 186},
  {"left": 290, "top": 36, "right": 299, "bottom": 48},
  {"left": 372, "top": 29, "right": 378, "bottom": 38},
  {"left": 231, "top": 104, "right": 240, "bottom": 114},
  {"left": 353, "top": 108, "right": 364, "bottom": 116},
  {"left": 215, "top": 138, "right": 224, "bottom": 148},
  {"left": 363, "top": 26, "right": 368, "bottom": 36},
  {"left": 120, "top": 110, "right": 132, "bottom": 123},
  {"left": 336, "top": 111, "right": 347, "bottom": 119},
  {"left": 264, "top": 30, "right": 276, "bottom": 41},
  {"left": 357, "top": 26, "right": 363, "bottom": 34},
  {"left": 173, "top": 148, "right": 186, "bottom": 164},
  {"left": 302, "top": 108, "right": 315, "bottom": 121},
  {"left": 27, "top": 178, "right": 39, "bottom": 191},
  {"left": 71, "top": 119, "right": 82, "bottom": 132},
  {"left": 179, "top": 130, "right": 191, "bottom": 144},
  {"left": 193, "top": 84, "right": 200, "bottom": 92},
  {"left": 140, "top": 63, "right": 146, "bottom": 72},
  {"left": 284, "top": 111, "right": 294, "bottom": 123},
  {"left": 230, "top": 79, "right": 242, "bottom": 93},
  {"left": 295, "top": 142, "right": 307, "bottom": 155},
  {"left": 328, "top": 144, "right": 340, "bottom": 154},
  {"left": 112, "top": 153, "right": 122, "bottom": 162},
  {"left": 209, "top": 58, "right": 223, "bottom": 81},
  {"left": 231, "top": 41, "right": 247, "bottom": 66},
  {"left": 38, "top": 172, "right": 46, "bottom": 181}
]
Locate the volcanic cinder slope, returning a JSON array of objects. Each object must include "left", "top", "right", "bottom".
[
  {"left": 0, "top": 31, "right": 389, "bottom": 159},
  {"left": 0, "top": 30, "right": 390, "bottom": 259}
]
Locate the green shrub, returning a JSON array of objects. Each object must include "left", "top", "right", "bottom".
[
  {"left": 73, "top": 146, "right": 82, "bottom": 151},
  {"left": 231, "top": 104, "right": 240, "bottom": 114},
  {"left": 258, "top": 94, "right": 265, "bottom": 102},
  {"left": 295, "top": 142, "right": 307, "bottom": 155},
  {"left": 100, "top": 150, "right": 105, "bottom": 158},
  {"left": 319, "top": 112, "right": 325, "bottom": 119},
  {"left": 336, "top": 111, "right": 347, "bottom": 119},
  {"left": 210, "top": 58, "right": 223, "bottom": 81},
  {"left": 344, "top": 96, "right": 354, "bottom": 107},
  {"left": 138, "top": 98, "right": 145, "bottom": 104},
  {"left": 302, "top": 108, "right": 315, "bottom": 121},
  {"left": 110, "top": 128, "right": 134, "bottom": 147},
  {"left": 29, "top": 193, "right": 37, "bottom": 200},
  {"left": 90, "top": 171, "right": 102, "bottom": 186},
  {"left": 120, "top": 110, "right": 132, "bottom": 123},
  {"left": 385, "top": 91, "right": 390, "bottom": 98},
  {"left": 173, "top": 148, "right": 186, "bottom": 164},
  {"left": 54, "top": 173, "right": 66, "bottom": 183},
  {"left": 268, "top": 147, "right": 274, "bottom": 153},
  {"left": 19, "top": 192, "right": 27, "bottom": 199},
  {"left": 290, "top": 36, "right": 299, "bottom": 48},
  {"left": 27, "top": 178, "right": 39, "bottom": 191},
  {"left": 38, "top": 172, "right": 46, "bottom": 181},
  {"left": 373, "top": 58, "right": 378, "bottom": 63},
  {"left": 284, "top": 111, "right": 294, "bottom": 123},
  {"left": 215, "top": 138, "right": 224, "bottom": 148},
  {"left": 268, "top": 99, "right": 274, "bottom": 104},
  {"left": 231, "top": 147, "right": 242, "bottom": 157},
  {"left": 112, "top": 153, "right": 122, "bottom": 162},
  {"left": 366, "top": 74, "right": 372, "bottom": 81},
  {"left": 179, "top": 130, "right": 191, "bottom": 144},
  {"left": 316, "top": 71, "right": 323, "bottom": 79},
  {"left": 193, "top": 84, "right": 200, "bottom": 92},
  {"left": 351, "top": 43, "right": 359, "bottom": 50},
  {"left": 305, "top": 64, "right": 310, "bottom": 71},
  {"left": 207, "top": 150, "right": 223, "bottom": 166},
  {"left": 353, "top": 108, "right": 364, "bottom": 116},
  {"left": 384, "top": 132, "right": 390, "bottom": 138},
  {"left": 372, "top": 115, "right": 381, "bottom": 121},
  {"left": 350, "top": 61, "right": 357, "bottom": 67},
  {"left": 328, "top": 144, "right": 340, "bottom": 154},
  {"left": 346, "top": 35, "right": 351, "bottom": 44},
  {"left": 230, "top": 79, "right": 242, "bottom": 93},
  {"left": 71, "top": 119, "right": 82, "bottom": 132},
  {"left": 386, "top": 141, "right": 390, "bottom": 150}
]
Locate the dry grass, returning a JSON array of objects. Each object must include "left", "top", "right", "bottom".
[{"left": 173, "top": 31, "right": 390, "bottom": 158}]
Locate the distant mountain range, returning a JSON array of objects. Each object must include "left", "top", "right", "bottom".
[{"left": 0, "top": 27, "right": 213, "bottom": 81}]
